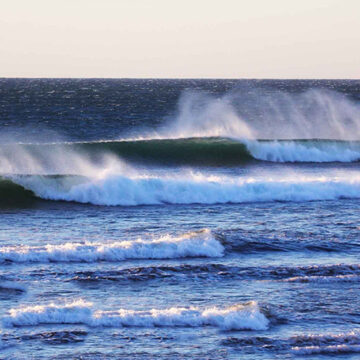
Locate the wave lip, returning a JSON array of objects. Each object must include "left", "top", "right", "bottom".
[
  {"left": 0, "top": 229, "right": 224, "bottom": 263},
  {"left": 3, "top": 300, "right": 269, "bottom": 331}
]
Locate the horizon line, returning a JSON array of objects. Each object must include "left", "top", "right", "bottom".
[{"left": 1, "top": 76, "right": 359, "bottom": 81}]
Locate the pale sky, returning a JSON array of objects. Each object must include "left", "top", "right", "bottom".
[{"left": 0, "top": 0, "right": 359, "bottom": 78}]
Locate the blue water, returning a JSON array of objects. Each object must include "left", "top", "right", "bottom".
[{"left": 0, "top": 79, "right": 360, "bottom": 359}]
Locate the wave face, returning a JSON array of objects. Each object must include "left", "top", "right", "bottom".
[
  {"left": 5, "top": 171, "right": 360, "bottom": 206},
  {"left": 2, "top": 138, "right": 360, "bottom": 168},
  {"left": 3, "top": 300, "right": 269, "bottom": 330},
  {"left": 0, "top": 230, "right": 223, "bottom": 263}
]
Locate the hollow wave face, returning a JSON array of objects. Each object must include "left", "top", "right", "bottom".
[
  {"left": 7, "top": 170, "right": 360, "bottom": 206},
  {"left": 0, "top": 229, "right": 223, "bottom": 263},
  {"left": 2, "top": 300, "right": 269, "bottom": 330}
]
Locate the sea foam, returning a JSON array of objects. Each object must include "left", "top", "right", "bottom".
[
  {"left": 0, "top": 229, "right": 224, "bottom": 263},
  {"left": 244, "top": 140, "right": 360, "bottom": 163},
  {"left": 3, "top": 300, "right": 269, "bottom": 330}
]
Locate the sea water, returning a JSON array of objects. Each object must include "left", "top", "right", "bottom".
[{"left": 0, "top": 79, "right": 359, "bottom": 359}]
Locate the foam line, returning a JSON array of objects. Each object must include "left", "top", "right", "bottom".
[
  {"left": 3, "top": 300, "right": 269, "bottom": 330},
  {"left": 0, "top": 229, "right": 224, "bottom": 263}
]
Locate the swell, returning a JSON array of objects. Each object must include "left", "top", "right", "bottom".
[
  {"left": 3, "top": 137, "right": 360, "bottom": 166},
  {"left": 35, "top": 263, "right": 360, "bottom": 283},
  {"left": 223, "top": 331, "right": 360, "bottom": 355}
]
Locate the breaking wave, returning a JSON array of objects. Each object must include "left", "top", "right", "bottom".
[
  {"left": 0, "top": 229, "right": 224, "bottom": 263},
  {"left": 3, "top": 171, "right": 360, "bottom": 206},
  {"left": 2, "top": 138, "right": 360, "bottom": 167},
  {"left": 2, "top": 300, "right": 269, "bottom": 330}
]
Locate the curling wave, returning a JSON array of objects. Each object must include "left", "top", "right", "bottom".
[
  {"left": 2, "top": 138, "right": 360, "bottom": 167},
  {"left": 2, "top": 300, "right": 269, "bottom": 330},
  {"left": 4, "top": 171, "right": 360, "bottom": 206},
  {"left": 0, "top": 229, "right": 224, "bottom": 263}
]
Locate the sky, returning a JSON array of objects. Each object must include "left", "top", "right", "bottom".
[{"left": 0, "top": 0, "right": 359, "bottom": 78}]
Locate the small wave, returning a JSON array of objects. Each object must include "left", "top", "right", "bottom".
[
  {"left": 2, "top": 300, "right": 269, "bottom": 330},
  {"left": 66, "top": 263, "right": 360, "bottom": 283},
  {"left": 7, "top": 172, "right": 360, "bottom": 206},
  {"left": 284, "top": 274, "right": 360, "bottom": 283},
  {"left": 0, "top": 281, "right": 27, "bottom": 292},
  {"left": 0, "top": 229, "right": 224, "bottom": 263},
  {"left": 292, "top": 344, "right": 360, "bottom": 355},
  {"left": 21, "top": 330, "right": 87, "bottom": 344},
  {"left": 223, "top": 331, "right": 360, "bottom": 355}
]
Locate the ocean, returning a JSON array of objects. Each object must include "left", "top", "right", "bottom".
[{"left": 0, "top": 78, "right": 359, "bottom": 359}]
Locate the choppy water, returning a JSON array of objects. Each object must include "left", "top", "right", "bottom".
[{"left": 0, "top": 79, "right": 359, "bottom": 359}]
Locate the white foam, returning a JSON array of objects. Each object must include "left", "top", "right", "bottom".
[
  {"left": 245, "top": 140, "right": 360, "bottom": 163},
  {"left": 11, "top": 171, "right": 360, "bottom": 206},
  {"left": 291, "top": 331, "right": 360, "bottom": 354},
  {"left": 292, "top": 344, "right": 360, "bottom": 355},
  {"left": 3, "top": 300, "right": 269, "bottom": 330},
  {"left": 284, "top": 274, "right": 360, "bottom": 283},
  {"left": 0, "top": 229, "right": 223, "bottom": 263}
]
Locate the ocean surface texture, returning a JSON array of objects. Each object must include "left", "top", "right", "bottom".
[{"left": 0, "top": 79, "right": 360, "bottom": 360}]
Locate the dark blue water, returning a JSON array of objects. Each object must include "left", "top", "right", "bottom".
[{"left": 0, "top": 79, "right": 360, "bottom": 359}]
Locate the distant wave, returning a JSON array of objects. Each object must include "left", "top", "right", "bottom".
[
  {"left": 0, "top": 281, "right": 27, "bottom": 292},
  {"left": 0, "top": 229, "right": 224, "bottom": 263},
  {"left": 291, "top": 332, "right": 360, "bottom": 355},
  {"left": 223, "top": 331, "right": 360, "bottom": 355},
  {"left": 4, "top": 138, "right": 360, "bottom": 166},
  {"left": 3, "top": 300, "right": 269, "bottom": 330},
  {"left": 3, "top": 170, "right": 360, "bottom": 206}
]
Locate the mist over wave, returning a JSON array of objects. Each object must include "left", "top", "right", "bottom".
[{"left": 127, "top": 88, "right": 360, "bottom": 141}]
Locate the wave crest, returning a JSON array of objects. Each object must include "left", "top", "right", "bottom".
[
  {"left": 3, "top": 300, "right": 269, "bottom": 330},
  {"left": 0, "top": 229, "right": 223, "bottom": 263},
  {"left": 6, "top": 171, "right": 360, "bottom": 206}
]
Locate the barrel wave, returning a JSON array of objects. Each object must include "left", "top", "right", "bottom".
[{"left": 1, "top": 138, "right": 360, "bottom": 169}]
